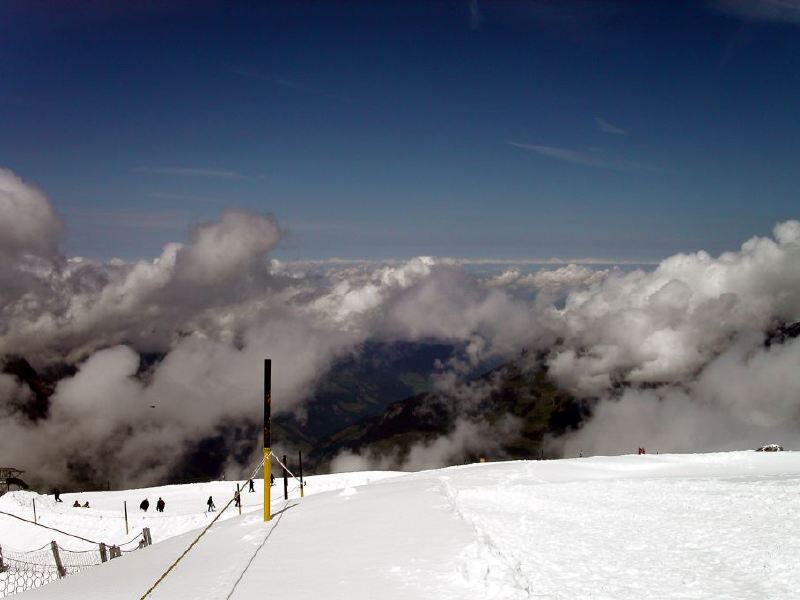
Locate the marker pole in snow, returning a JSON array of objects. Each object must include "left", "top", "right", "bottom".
[
  {"left": 124, "top": 501, "right": 129, "bottom": 535},
  {"left": 283, "top": 454, "right": 288, "bottom": 500},
  {"left": 264, "top": 359, "right": 272, "bottom": 522},
  {"left": 298, "top": 450, "right": 305, "bottom": 498}
]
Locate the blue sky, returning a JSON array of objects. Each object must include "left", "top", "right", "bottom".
[{"left": 1, "top": 0, "right": 798, "bottom": 261}]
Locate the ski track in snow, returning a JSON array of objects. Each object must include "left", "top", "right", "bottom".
[
  {"left": 439, "top": 475, "right": 537, "bottom": 599},
  {"left": 432, "top": 456, "right": 800, "bottom": 599}
]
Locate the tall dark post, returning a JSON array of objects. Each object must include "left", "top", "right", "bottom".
[
  {"left": 283, "top": 454, "right": 289, "bottom": 500},
  {"left": 263, "top": 359, "right": 272, "bottom": 522},
  {"left": 298, "top": 450, "right": 305, "bottom": 498}
]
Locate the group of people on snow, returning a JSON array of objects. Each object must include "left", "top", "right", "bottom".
[
  {"left": 51, "top": 487, "right": 88, "bottom": 507},
  {"left": 139, "top": 497, "right": 166, "bottom": 512},
  {"left": 56, "top": 477, "right": 262, "bottom": 517}
]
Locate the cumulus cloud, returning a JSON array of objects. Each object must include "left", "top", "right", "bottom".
[
  {"left": 545, "top": 221, "right": 800, "bottom": 457},
  {"left": 0, "top": 169, "right": 63, "bottom": 260},
  {"left": 547, "top": 222, "right": 800, "bottom": 396},
  {"left": 173, "top": 210, "right": 280, "bottom": 286}
]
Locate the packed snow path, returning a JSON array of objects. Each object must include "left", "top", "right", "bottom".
[{"left": 5, "top": 451, "right": 800, "bottom": 599}]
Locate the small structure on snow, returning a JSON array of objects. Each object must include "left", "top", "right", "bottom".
[{"left": 0, "top": 467, "right": 29, "bottom": 495}]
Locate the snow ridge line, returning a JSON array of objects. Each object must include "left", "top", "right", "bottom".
[{"left": 438, "top": 476, "right": 539, "bottom": 599}]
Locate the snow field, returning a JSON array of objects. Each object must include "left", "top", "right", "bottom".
[
  {"left": 0, "top": 471, "right": 401, "bottom": 553},
  {"left": 4, "top": 452, "right": 800, "bottom": 599}
]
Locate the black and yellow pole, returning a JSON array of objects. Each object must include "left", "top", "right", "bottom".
[{"left": 263, "top": 358, "right": 272, "bottom": 522}]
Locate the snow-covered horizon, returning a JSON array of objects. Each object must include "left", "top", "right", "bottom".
[{"left": 2, "top": 450, "right": 799, "bottom": 599}]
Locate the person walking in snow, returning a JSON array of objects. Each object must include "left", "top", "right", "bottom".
[
  {"left": 270, "top": 473, "right": 275, "bottom": 487},
  {"left": 248, "top": 478, "right": 255, "bottom": 492},
  {"left": 140, "top": 498, "right": 150, "bottom": 512},
  {"left": 53, "top": 488, "right": 63, "bottom": 502},
  {"left": 156, "top": 497, "right": 165, "bottom": 512},
  {"left": 207, "top": 496, "right": 216, "bottom": 512},
  {"left": 73, "top": 500, "right": 80, "bottom": 508},
  {"left": 234, "top": 490, "right": 241, "bottom": 508}
]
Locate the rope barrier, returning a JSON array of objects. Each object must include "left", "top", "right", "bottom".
[{"left": 138, "top": 456, "right": 266, "bottom": 600}]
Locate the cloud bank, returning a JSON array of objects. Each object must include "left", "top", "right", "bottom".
[{"left": 1, "top": 166, "right": 799, "bottom": 486}]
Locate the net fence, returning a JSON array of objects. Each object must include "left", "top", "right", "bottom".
[
  {"left": 0, "top": 543, "right": 59, "bottom": 596},
  {"left": 0, "top": 529, "right": 151, "bottom": 597}
]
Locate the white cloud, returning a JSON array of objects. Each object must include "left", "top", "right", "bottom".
[
  {"left": 507, "top": 141, "right": 651, "bottom": 171},
  {"left": 595, "top": 117, "right": 626, "bottom": 135},
  {"left": 712, "top": 0, "right": 800, "bottom": 24},
  {"left": 135, "top": 166, "right": 249, "bottom": 179},
  {"left": 0, "top": 168, "right": 63, "bottom": 259}
]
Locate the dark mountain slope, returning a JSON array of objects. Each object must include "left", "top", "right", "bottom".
[{"left": 309, "top": 360, "right": 587, "bottom": 469}]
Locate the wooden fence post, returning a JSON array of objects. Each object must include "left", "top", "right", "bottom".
[
  {"left": 143, "top": 527, "right": 152, "bottom": 547},
  {"left": 99, "top": 543, "right": 108, "bottom": 563},
  {"left": 109, "top": 545, "right": 121, "bottom": 559},
  {"left": 237, "top": 483, "right": 241, "bottom": 515},
  {"left": 32, "top": 498, "right": 37, "bottom": 524},
  {"left": 0, "top": 544, "right": 5, "bottom": 573},
  {"left": 50, "top": 541, "right": 66, "bottom": 578}
]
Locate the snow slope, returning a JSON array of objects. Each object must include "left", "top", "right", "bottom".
[{"left": 4, "top": 451, "right": 800, "bottom": 599}]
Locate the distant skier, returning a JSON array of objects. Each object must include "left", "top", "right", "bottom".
[
  {"left": 207, "top": 496, "right": 216, "bottom": 512},
  {"left": 140, "top": 498, "right": 150, "bottom": 512},
  {"left": 248, "top": 478, "right": 255, "bottom": 493},
  {"left": 156, "top": 497, "right": 165, "bottom": 513},
  {"left": 234, "top": 490, "right": 241, "bottom": 508},
  {"left": 270, "top": 473, "right": 275, "bottom": 487},
  {"left": 53, "top": 488, "right": 63, "bottom": 502}
]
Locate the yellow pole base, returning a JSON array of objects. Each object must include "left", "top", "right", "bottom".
[{"left": 263, "top": 448, "right": 272, "bottom": 522}]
